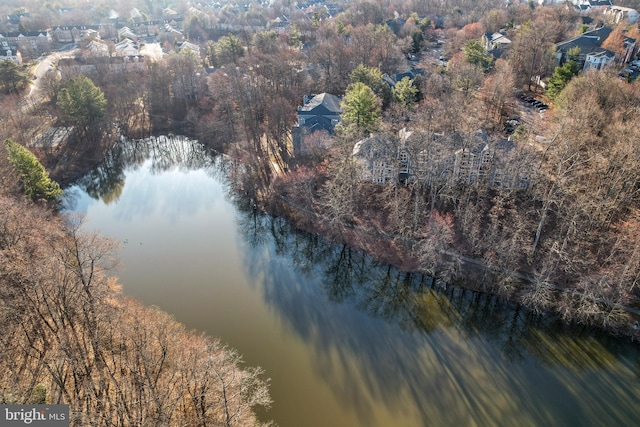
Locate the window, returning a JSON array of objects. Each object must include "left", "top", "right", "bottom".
[
  {"left": 398, "top": 151, "right": 408, "bottom": 163},
  {"left": 417, "top": 152, "right": 428, "bottom": 174}
]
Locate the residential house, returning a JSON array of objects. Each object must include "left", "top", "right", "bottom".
[
  {"left": 136, "top": 21, "right": 160, "bottom": 38},
  {"left": 583, "top": 49, "right": 616, "bottom": 71},
  {"left": 58, "top": 55, "right": 146, "bottom": 78},
  {"left": 159, "top": 24, "right": 184, "bottom": 44},
  {"left": 555, "top": 26, "right": 636, "bottom": 71},
  {"left": 353, "top": 128, "right": 416, "bottom": 184},
  {"left": 118, "top": 26, "right": 137, "bottom": 41},
  {"left": 130, "top": 8, "right": 143, "bottom": 23},
  {"left": 5, "top": 12, "right": 28, "bottom": 31},
  {"left": 351, "top": 129, "right": 529, "bottom": 190},
  {"left": 115, "top": 39, "right": 139, "bottom": 56},
  {"left": 1, "top": 48, "right": 21, "bottom": 64},
  {"left": 179, "top": 41, "right": 201, "bottom": 57},
  {"left": 292, "top": 93, "right": 343, "bottom": 157},
  {"left": 0, "top": 32, "right": 51, "bottom": 57},
  {"left": 7, "top": 12, "right": 28, "bottom": 26},
  {"left": 604, "top": 6, "right": 639, "bottom": 24},
  {"left": 352, "top": 134, "right": 396, "bottom": 184},
  {"left": 483, "top": 32, "right": 511, "bottom": 58},
  {"left": 453, "top": 144, "right": 492, "bottom": 184},
  {"left": 382, "top": 68, "right": 425, "bottom": 88},
  {"left": 163, "top": 7, "right": 179, "bottom": 18},
  {"left": 572, "top": 0, "right": 613, "bottom": 11},
  {"left": 86, "top": 39, "right": 110, "bottom": 57},
  {"left": 271, "top": 16, "right": 291, "bottom": 34},
  {"left": 51, "top": 25, "right": 114, "bottom": 44}
]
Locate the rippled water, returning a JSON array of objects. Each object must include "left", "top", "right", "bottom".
[{"left": 64, "top": 136, "right": 640, "bottom": 427}]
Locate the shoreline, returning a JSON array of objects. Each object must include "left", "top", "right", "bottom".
[{"left": 267, "top": 190, "right": 640, "bottom": 341}]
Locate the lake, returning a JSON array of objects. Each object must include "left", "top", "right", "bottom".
[{"left": 64, "top": 136, "right": 640, "bottom": 427}]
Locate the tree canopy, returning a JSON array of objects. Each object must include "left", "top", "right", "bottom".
[
  {"left": 464, "top": 39, "right": 493, "bottom": 72},
  {"left": 58, "top": 74, "right": 107, "bottom": 129},
  {"left": 349, "top": 64, "right": 391, "bottom": 105},
  {"left": 546, "top": 47, "right": 581, "bottom": 99},
  {"left": 340, "top": 82, "right": 382, "bottom": 135},
  {"left": 209, "top": 35, "right": 245, "bottom": 66},
  {"left": 0, "top": 59, "right": 29, "bottom": 93},
  {"left": 393, "top": 77, "right": 418, "bottom": 109},
  {"left": 4, "top": 139, "right": 62, "bottom": 203}
]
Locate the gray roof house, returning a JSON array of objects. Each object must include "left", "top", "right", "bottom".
[
  {"left": 482, "top": 32, "right": 511, "bottom": 59},
  {"left": 555, "top": 26, "right": 636, "bottom": 71},
  {"left": 292, "top": 93, "right": 343, "bottom": 157}
]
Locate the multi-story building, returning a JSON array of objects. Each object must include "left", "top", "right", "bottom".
[
  {"left": 292, "top": 93, "right": 343, "bottom": 157},
  {"left": 0, "top": 31, "right": 51, "bottom": 57}
]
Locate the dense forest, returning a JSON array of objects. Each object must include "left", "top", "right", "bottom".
[{"left": 2, "top": 0, "right": 640, "bottom": 422}]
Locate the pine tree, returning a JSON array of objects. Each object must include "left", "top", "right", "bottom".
[
  {"left": 5, "top": 139, "right": 62, "bottom": 204},
  {"left": 58, "top": 74, "right": 107, "bottom": 130},
  {"left": 340, "top": 82, "right": 382, "bottom": 135}
]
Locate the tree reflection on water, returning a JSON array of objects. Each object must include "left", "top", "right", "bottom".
[
  {"left": 237, "top": 210, "right": 640, "bottom": 426},
  {"left": 64, "top": 135, "right": 640, "bottom": 427}
]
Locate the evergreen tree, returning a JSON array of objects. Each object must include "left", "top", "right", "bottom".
[
  {"left": 393, "top": 77, "right": 418, "bottom": 109},
  {"left": 58, "top": 75, "right": 107, "bottom": 130},
  {"left": 5, "top": 139, "right": 62, "bottom": 204},
  {"left": 288, "top": 23, "right": 302, "bottom": 48},
  {"left": 464, "top": 39, "right": 493, "bottom": 72},
  {"left": 214, "top": 35, "right": 245, "bottom": 66},
  {"left": 340, "top": 82, "right": 382, "bottom": 135},
  {"left": 546, "top": 48, "right": 581, "bottom": 99},
  {"left": 349, "top": 64, "right": 391, "bottom": 104},
  {"left": 0, "top": 59, "right": 29, "bottom": 93}
]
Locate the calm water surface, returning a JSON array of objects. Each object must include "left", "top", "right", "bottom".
[{"left": 64, "top": 136, "right": 640, "bottom": 427}]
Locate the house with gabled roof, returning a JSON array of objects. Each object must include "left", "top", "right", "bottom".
[
  {"left": 296, "top": 93, "right": 343, "bottom": 133},
  {"left": 454, "top": 144, "right": 492, "bottom": 184},
  {"left": 292, "top": 93, "right": 343, "bottom": 157},
  {"left": 58, "top": 55, "right": 146, "bottom": 78},
  {"left": 483, "top": 32, "right": 511, "bottom": 59},
  {"left": 163, "top": 7, "right": 179, "bottom": 18},
  {"left": 572, "top": 0, "right": 612, "bottom": 11},
  {"left": 130, "top": 8, "right": 143, "bottom": 22},
  {"left": 52, "top": 25, "right": 113, "bottom": 44},
  {"left": 271, "top": 16, "right": 291, "bottom": 34},
  {"left": 115, "top": 38, "right": 139, "bottom": 56},
  {"left": 353, "top": 134, "right": 396, "bottom": 185},
  {"left": 555, "top": 26, "right": 636, "bottom": 70},
  {"left": 1, "top": 48, "right": 21, "bottom": 64},
  {"left": 382, "top": 68, "right": 425, "bottom": 88},
  {"left": 159, "top": 24, "right": 184, "bottom": 44},
  {"left": 179, "top": 41, "right": 201, "bottom": 57},
  {"left": 86, "top": 39, "right": 109, "bottom": 57},
  {"left": 0, "top": 31, "right": 51, "bottom": 56},
  {"left": 118, "top": 26, "right": 137, "bottom": 41}
]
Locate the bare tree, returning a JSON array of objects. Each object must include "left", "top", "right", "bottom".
[{"left": 0, "top": 197, "right": 272, "bottom": 426}]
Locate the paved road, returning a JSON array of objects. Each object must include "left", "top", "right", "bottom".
[{"left": 28, "top": 45, "right": 77, "bottom": 101}]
